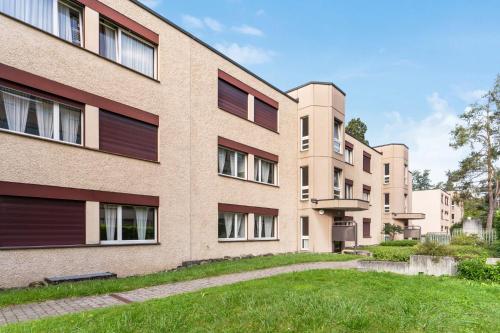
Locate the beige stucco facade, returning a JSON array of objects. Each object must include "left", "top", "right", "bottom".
[
  {"left": 412, "top": 189, "right": 453, "bottom": 234},
  {"left": 0, "top": 0, "right": 422, "bottom": 287}
]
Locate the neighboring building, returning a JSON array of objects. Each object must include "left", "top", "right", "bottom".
[
  {"left": 448, "top": 191, "right": 464, "bottom": 225},
  {"left": 412, "top": 189, "right": 454, "bottom": 234},
  {"left": 0, "top": 0, "right": 421, "bottom": 287}
]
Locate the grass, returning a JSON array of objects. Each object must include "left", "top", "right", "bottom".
[
  {"left": 0, "top": 253, "right": 358, "bottom": 308},
  {"left": 2, "top": 270, "right": 499, "bottom": 332}
]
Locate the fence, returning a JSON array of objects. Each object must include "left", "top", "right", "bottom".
[
  {"left": 421, "top": 233, "right": 451, "bottom": 245},
  {"left": 452, "top": 228, "right": 497, "bottom": 245},
  {"left": 421, "top": 229, "right": 497, "bottom": 245}
]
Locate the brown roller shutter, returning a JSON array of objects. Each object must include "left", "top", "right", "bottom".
[
  {"left": 363, "top": 184, "right": 371, "bottom": 192},
  {"left": 363, "top": 151, "right": 371, "bottom": 173},
  {"left": 0, "top": 196, "right": 85, "bottom": 247},
  {"left": 99, "top": 110, "right": 158, "bottom": 161},
  {"left": 254, "top": 98, "right": 278, "bottom": 131},
  {"left": 345, "top": 179, "right": 353, "bottom": 186},
  {"left": 363, "top": 218, "right": 371, "bottom": 238},
  {"left": 218, "top": 79, "right": 248, "bottom": 119},
  {"left": 344, "top": 141, "right": 354, "bottom": 149}
]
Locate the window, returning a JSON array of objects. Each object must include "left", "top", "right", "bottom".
[
  {"left": 441, "top": 194, "right": 443, "bottom": 203},
  {"left": 404, "top": 194, "right": 408, "bottom": 213},
  {"left": 363, "top": 218, "right": 371, "bottom": 238},
  {"left": 333, "top": 119, "right": 342, "bottom": 153},
  {"left": 363, "top": 190, "right": 370, "bottom": 202},
  {"left": 300, "top": 116, "right": 309, "bottom": 151},
  {"left": 452, "top": 214, "right": 455, "bottom": 221},
  {"left": 344, "top": 147, "right": 353, "bottom": 164},
  {"left": 300, "top": 166, "right": 309, "bottom": 200},
  {"left": 100, "top": 204, "right": 157, "bottom": 244},
  {"left": 300, "top": 216, "right": 309, "bottom": 250},
  {"left": 404, "top": 164, "right": 408, "bottom": 185},
  {"left": 254, "top": 215, "right": 277, "bottom": 239},
  {"left": 218, "top": 147, "right": 246, "bottom": 179},
  {"left": 345, "top": 180, "right": 353, "bottom": 199},
  {"left": 384, "top": 163, "right": 390, "bottom": 184},
  {"left": 333, "top": 168, "right": 342, "bottom": 199},
  {"left": 254, "top": 98, "right": 278, "bottom": 132},
  {"left": 255, "top": 157, "right": 276, "bottom": 185},
  {"left": 99, "top": 20, "right": 156, "bottom": 78},
  {"left": 363, "top": 152, "right": 371, "bottom": 173},
  {"left": 0, "top": 0, "right": 82, "bottom": 46},
  {"left": 384, "top": 193, "right": 390, "bottom": 213},
  {"left": 218, "top": 79, "right": 248, "bottom": 118},
  {"left": 218, "top": 212, "right": 246, "bottom": 240},
  {"left": 0, "top": 85, "right": 83, "bottom": 145},
  {"left": 441, "top": 210, "right": 444, "bottom": 219}
]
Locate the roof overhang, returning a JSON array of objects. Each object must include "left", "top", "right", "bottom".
[
  {"left": 392, "top": 213, "right": 426, "bottom": 220},
  {"left": 311, "top": 199, "right": 369, "bottom": 211}
]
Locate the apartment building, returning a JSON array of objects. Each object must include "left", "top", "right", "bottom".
[
  {"left": 0, "top": 0, "right": 421, "bottom": 287},
  {"left": 412, "top": 189, "right": 454, "bottom": 234},
  {"left": 449, "top": 191, "right": 464, "bottom": 225}
]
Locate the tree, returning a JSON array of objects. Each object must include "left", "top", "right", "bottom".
[
  {"left": 412, "top": 169, "right": 433, "bottom": 190},
  {"left": 449, "top": 74, "right": 500, "bottom": 231},
  {"left": 345, "top": 118, "right": 369, "bottom": 145},
  {"left": 383, "top": 223, "right": 403, "bottom": 241}
]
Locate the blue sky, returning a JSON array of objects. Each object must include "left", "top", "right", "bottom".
[{"left": 141, "top": 0, "right": 499, "bottom": 183}]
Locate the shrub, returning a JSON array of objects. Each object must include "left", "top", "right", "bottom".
[
  {"left": 371, "top": 246, "right": 415, "bottom": 262},
  {"left": 457, "top": 259, "right": 500, "bottom": 283},
  {"left": 450, "top": 245, "right": 490, "bottom": 261},
  {"left": 487, "top": 240, "right": 500, "bottom": 257},
  {"left": 380, "top": 240, "right": 418, "bottom": 247},
  {"left": 415, "top": 241, "right": 454, "bottom": 257},
  {"left": 451, "top": 234, "right": 484, "bottom": 246}
]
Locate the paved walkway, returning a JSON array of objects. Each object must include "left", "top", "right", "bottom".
[{"left": 0, "top": 260, "right": 359, "bottom": 326}]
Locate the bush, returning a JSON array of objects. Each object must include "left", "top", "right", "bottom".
[
  {"left": 380, "top": 240, "right": 418, "bottom": 247},
  {"left": 371, "top": 246, "right": 415, "bottom": 262},
  {"left": 415, "top": 241, "right": 454, "bottom": 257},
  {"left": 450, "top": 245, "right": 490, "bottom": 261},
  {"left": 451, "top": 234, "right": 484, "bottom": 246},
  {"left": 457, "top": 259, "right": 500, "bottom": 283},
  {"left": 487, "top": 240, "right": 500, "bottom": 257}
]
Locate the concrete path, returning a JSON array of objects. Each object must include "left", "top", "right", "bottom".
[{"left": 0, "top": 260, "right": 359, "bottom": 326}]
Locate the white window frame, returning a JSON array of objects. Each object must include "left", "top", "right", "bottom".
[
  {"left": 254, "top": 215, "right": 278, "bottom": 240},
  {"left": 254, "top": 157, "right": 277, "bottom": 185},
  {"left": 99, "top": 19, "right": 157, "bottom": 79},
  {"left": 333, "top": 169, "right": 342, "bottom": 199},
  {"left": 218, "top": 147, "right": 247, "bottom": 179},
  {"left": 100, "top": 205, "right": 158, "bottom": 245},
  {"left": 218, "top": 213, "right": 247, "bottom": 241},
  {"left": 57, "top": 0, "right": 83, "bottom": 46},
  {"left": 300, "top": 116, "right": 309, "bottom": 151},
  {"left": 300, "top": 217, "right": 310, "bottom": 250},
  {"left": 344, "top": 147, "right": 353, "bottom": 164},
  {"left": 333, "top": 120, "right": 342, "bottom": 154},
  {"left": 363, "top": 191, "right": 370, "bottom": 202},
  {"left": 300, "top": 166, "right": 309, "bottom": 200},
  {"left": 384, "top": 193, "right": 390, "bottom": 213},
  {"left": 384, "top": 163, "right": 390, "bottom": 184},
  {"left": 345, "top": 184, "right": 353, "bottom": 199},
  {"left": 0, "top": 86, "right": 84, "bottom": 146}
]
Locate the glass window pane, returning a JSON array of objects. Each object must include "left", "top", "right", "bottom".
[
  {"left": 121, "top": 32, "right": 154, "bottom": 77},
  {"left": 237, "top": 153, "right": 246, "bottom": 178},
  {"left": 59, "top": 105, "right": 81, "bottom": 144},
  {"left": 121, "top": 206, "right": 137, "bottom": 241},
  {"left": 0, "top": 0, "right": 54, "bottom": 33},
  {"left": 301, "top": 117, "right": 308, "bottom": 136},
  {"left": 99, "top": 23, "right": 117, "bottom": 61},
  {"left": 58, "top": 2, "right": 81, "bottom": 45},
  {"left": 302, "top": 217, "right": 309, "bottom": 236},
  {"left": 99, "top": 204, "right": 117, "bottom": 241}
]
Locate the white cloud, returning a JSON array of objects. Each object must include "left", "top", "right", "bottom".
[
  {"left": 181, "top": 15, "right": 204, "bottom": 29},
  {"left": 457, "top": 89, "right": 487, "bottom": 104},
  {"left": 256, "top": 9, "right": 266, "bottom": 16},
  {"left": 232, "top": 25, "right": 263, "bottom": 36},
  {"left": 215, "top": 43, "right": 275, "bottom": 64},
  {"left": 139, "top": 0, "right": 161, "bottom": 8},
  {"left": 380, "top": 93, "right": 467, "bottom": 184},
  {"left": 203, "top": 17, "right": 224, "bottom": 32}
]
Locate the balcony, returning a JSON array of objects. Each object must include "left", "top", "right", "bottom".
[
  {"left": 311, "top": 198, "right": 369, "bottom": 211},
  {"left": 392, "top": 213, "right": 425, "bottom": 220}
]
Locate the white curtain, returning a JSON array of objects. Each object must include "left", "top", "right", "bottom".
[
  {"left": 262, "top": 161, "right": 271, "bottom": 183},
  {"left": 121, "top": 33, "right": 154, "bottom": 77},
  {"left": 229, "top": 152, "right": 235, "bottom": 176},
  {"left": 264, "top": 216, "right": 273, "bottom": 237},
  {"left": 254, "top": 160, "right": 259, "bottom": 181},
  {"left": 218, "top": 148, "right": 226, "bottom": 174},
  {"left": 58, "top": 4, "right": 72, "bottom": 43},
  {"left": 35, "top": 100, "right": 53, "bottom": 138},
  {"left": 255, "top": 216, "right": 262, "bottom": 238},
  {"left": 135, "top": 207, "right": 149, "bottom": 241},
  {"left": 99, "top": 24, "right": 117, "bottom": 61},
  {"left": 60, "top": 106, "right": 80, "bottom": 143},
  {"left": 104, "top": 205, "right": 117, "bottom": 241},
  {"left": 223, "top": 213, "right": 233, "bottom": 238},
  {"left": 237, "top": 214, "right": 245, "bottom": 238},
  {"left": 1, "top": 91, "right": 30, "bottom": 133},
  {"left": 0, "top": 0, "right": 53, "bottom": 32}
]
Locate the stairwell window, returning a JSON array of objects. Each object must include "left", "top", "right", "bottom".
[
  {"left": 254, "top": 215, "right": 277, "bottom": 239},
  {"left": 254, "top": 157, "right": 276, "bottom": 185},
  {"left": 0, "top": 86, "right": 82, "bottom": 145},
  {"left": 99, "top": 19, "right": 156, "bottom": 78},
  {"left": 0, "top": 0, "right": 82, "bottom": 46},
  {"left": 300, "top": 116, "right": 309, "bottom": 151},
  {"left": 333, "top": 119, "right": 342, "bottom": 153},
  {"left": 218, "top": 212, "right": 246, "bottom": 240},
  {"left": 384, "top": 193, "right": 390, "bottom": 213},
  {"left": 218, "top": 147, "right": 247, "bottom": 179},
  {"left": 300, "top": 216, "right": 309, "bottom": 250},
  {"left": 300, "top": 166, "right": 309, "bottom": 200},
  {"left": 384, "top": 163, "right": 390, "bottom": 184},
  {"left": 100, "top": 204, "right": 157, "bottom": 244},
  {"left": 333, "top": 168, "right": 342, "bottom": 199},
  {"left": 344, "top": 147, "right": 353, "bottom": 164},
  {"left": 345, "top": 180, "right": 353, "bottom": 199}
]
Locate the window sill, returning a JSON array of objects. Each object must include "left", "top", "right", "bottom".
[
  {"left": 0, "top": 242, "right": 161, "bottom": 251},
  {"left": 218, "top": 239, "right": 280, "bottom": 243},
  {"left": 0, "top": 12, "right": 160, "bottom": 83},
  {"left": 218, "top": 107, "right": 279, "bottom": 134},
  {"left": 0, "top": 129, "right": 160, "bottom": 164},
  {"left": 344, "top": 162, "right": 354, "bottom": 166}
]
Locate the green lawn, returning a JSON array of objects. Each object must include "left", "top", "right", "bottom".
[
  {"left": 2, "top": 270, "right": 499, "bottom": 332},
  {"left": 0, "top": 253, "right": 358, "bottom": 308}
]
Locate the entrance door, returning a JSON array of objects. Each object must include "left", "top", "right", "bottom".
[{"left": 333, "top": 213, "right": 346, "bottom": 253}]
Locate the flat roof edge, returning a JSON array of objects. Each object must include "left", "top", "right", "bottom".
[
  {"left": 345, "top": 133, "right": 382, "bottom": 155},
  {"left": 372, "top": 143, "right": 409, "bottom": 149},
  {"left": 285, "top": 81, "right": 346, "bottom": 96},
  {"left": 129, "top": 0, "right": 298, "bottom": 103}
]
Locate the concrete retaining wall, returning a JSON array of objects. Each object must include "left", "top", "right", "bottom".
[{"left": 358, "top": 255, "right": 457, "bottom": 276}]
